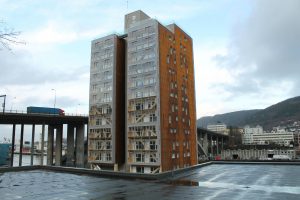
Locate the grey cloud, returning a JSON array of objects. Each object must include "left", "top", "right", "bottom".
[
  {"left": 214, "top": 0, "right": 300, "bottom": 96},
  {"left": 0, "top": 49, "right": 89, "bottom": 85}
]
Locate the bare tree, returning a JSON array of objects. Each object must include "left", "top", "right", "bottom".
[{"left": 0, "top": 21, "right": 25, "bottom": 50}]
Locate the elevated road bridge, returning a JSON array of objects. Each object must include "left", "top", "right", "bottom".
[
  {"left": 197, "top": 127, "right": 229, "bottom": 161},
  {"left": 0, "top": 111, "right": 89, "bottom": 168}
]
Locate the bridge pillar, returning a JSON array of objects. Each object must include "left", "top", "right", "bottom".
[
  {"left": 55, "top": 125, "right": 63, "bottom": 166},
  {"left": 216, "top": 137, "right": 219, "bottom": 155},
  {"left": 67, "top": 124, "right": 75, "bottom": 167},
  {"left": 210, "top": 135, "right": 213, "bottom": 157},
  {"left": 203, "top": 132, "right": 208, "bottom": 156},
  {"left": 40, "top": 124, "right": 45, "bottom": 165},
  {"left": 221, "top": 136, "right": 224, "bottom": 151},
  {"left": 47, "top": 125, "right": 54, "bottom": 165},
  {"left": 30, "top": 124, "right": 35, "bottom": 166},
  {"left": 76, "top": 124, "right": 84, "bottom": 168},
  {"left": 19, "top": 124, "right": 24, "bottom": 166},
  {"left": 10, "top": 124, "right": 16, "bottom": 167}
]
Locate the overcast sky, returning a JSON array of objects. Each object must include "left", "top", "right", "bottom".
[{"left": 1, "top": 0, "right": 300, "bottom": 140}]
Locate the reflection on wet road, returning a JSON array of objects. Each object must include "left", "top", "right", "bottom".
[{"left": 0, "top": 164, "right": 299, "bottom": 199}]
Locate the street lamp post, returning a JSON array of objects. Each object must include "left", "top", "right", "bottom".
[
  {"left": 51, "top": 89, "right": 56, "bottom": 113},
  {"left": 0, "top": 94, "right": 6, "bottom": 114}
]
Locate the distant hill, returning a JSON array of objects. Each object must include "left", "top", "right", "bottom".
[
  {"left": 197, "top": 96, "right": 300, "bottom": 130},
  {"left": 197, "top": 110, "right": 261, "bottom": 128},
  {"left": 245, "top": 96, "right": 300, "bottom": 130}
]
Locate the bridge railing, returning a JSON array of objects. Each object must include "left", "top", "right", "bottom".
[
  {"left": 64, "top": 113, "right": 89, "bottom": 117},
  {"left": 2, "top": 110, "right": 88, "bottom": 117},
  {"left": 3, "top": 109, "right": 27, "bottom": 114}
]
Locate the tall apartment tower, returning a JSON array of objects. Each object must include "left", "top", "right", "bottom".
[
  {"left": 88, "top": 35, "right": 125, "bottom": 170},
  {"left": 89, "top": 10, "right": 197, "bottom": 173}
]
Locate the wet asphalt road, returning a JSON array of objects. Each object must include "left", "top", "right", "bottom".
[{"left": 0, "top": 164, "right": 299, "bottom": 200}]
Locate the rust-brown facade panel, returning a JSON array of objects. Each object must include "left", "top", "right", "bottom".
[
  {"left": 159, "top": 23, "right": 197, "bottom": 171},
  {"left": 114, "top": 37, "right": 125, "bottom": 165}
]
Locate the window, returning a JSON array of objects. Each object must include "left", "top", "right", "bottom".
[
  {"left": 103, "top": 93, "right": 111, "bottom": 102},
  {"left": 136, "top": 91, "right": 142, "bottom": 98},
  {"left": 104, "top": 59, "right": 110, "bottom": 69},
  {"left": 106, "top": 141, "right": 111, "bottom": 150},
  {"left": 106, "top": 153, "right": 111, "bottom": 161},
  {"left": 170, "top": 82, "right": 174, "bottom": 89},
  {"left": 103, "top": 71, "right": 112, "bottom": 80},
  {"left": 93, "top": 52, "right": 99, "bottom": 58},
  {"left": 136, "top": 103, "right": 143, "bottom": 110},
  {"left": 136, "top": 166, "right": 144, "bottom": 173},
  {"left": 106, "top": 106, "right": 112, "bottom": 114},
  {"left": 169, "top": 115, "right": 172, "bottom": 124},
  {"left": 150, "top": 113, "right": 156, "bottom": 122},
  {"left": 96, "top": 141, "right": 101, "bottom": 150},
  {"left": 147, "top": 101, "right": 152, "bottom": 109},
  {"left": 136, "top": 153, "right": 145, "bottom": 162},
  {"left": 149, "top": 77, "right": 155, "bottom": 84},
  {"left": 150, "top": 154, "right": 157, "bottom": 163},
  {"left": 94, "top": 62, "right": 99, "bottom": 68},
  {"left": 136, "top": 141, "right": 144, "bottom": 150},
  {"left": 135, "top": 80, "right": 143, "bottom": 87},
  {"left": 150, "top": 141, "right": 157, "bottom": 150},
  {"left": 135, "top": 114, "right": 141, "bottom": 122},
  {"left": 103, "top": 82, "right": 111, "bottom": 91},
  {"left": 96, "top": 153, "right": 102, "bottom": 161},
  {"left": 96, "top": 118, "right": 100, "bottom": 126}
]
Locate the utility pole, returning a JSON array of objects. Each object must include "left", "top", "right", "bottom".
[{"left": 0, "top": 94, "right": 6, "bottom": 114}]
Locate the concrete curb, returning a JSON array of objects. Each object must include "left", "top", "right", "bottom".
[
  {"left": 0, "top": 162, "right": 213, "bottom": 180},
  {"left": 212, "top": 160, "right": 300, "bottom": 165},
  {"left": 1, "top": 161, "right": 299, "bottom": 180}
]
